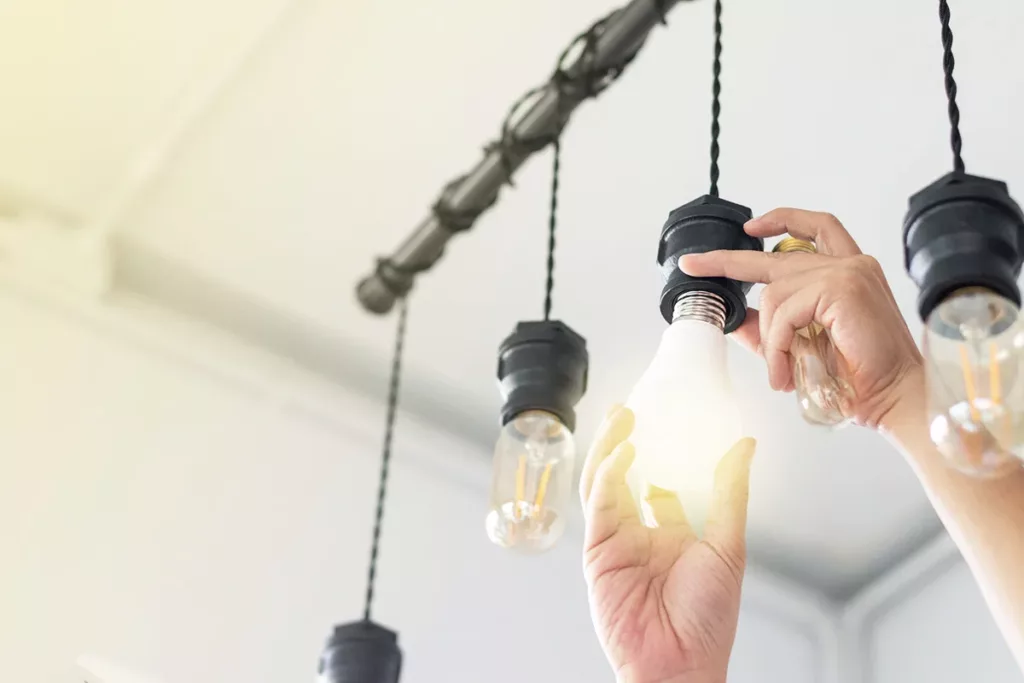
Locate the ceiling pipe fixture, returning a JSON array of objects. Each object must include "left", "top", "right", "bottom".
[
  {"left": 318, "top": 301, "right": 410, "bottom": 683},
  {"left": 624, "top": 0, "right": 761, "bottom": 512},
  {"left": 354, "top": 0, "right": 694, "bottom": 316},
  {"left": 486, "top": 93, "right": 588, "bottom": 554},
  {"left": 902, "top": 0, "right": 1024, "bottom": 477}
]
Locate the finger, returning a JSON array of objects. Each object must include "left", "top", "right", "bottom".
[
  {"left": 764, "top": 285, "right": 828, "bottom": 391},
  {"left": 729, "top": 307, "right": 761, "bottom": 355},
  {"left": 679, "top": 250, "right": 822, "bottom": 285},
  {"left": 643, "top": 484, "right": 695, "bottom": 535},
  {"left": 580, "top": 406, "right": 634, "bottom": 506},
  {"left": 756, "top": 268, "right": 832, "bottom": 387},
  {"left": 584, "top": 441, "right": 639, "bottom": 550},
  {"left": 704, "top": 437, "right": 757, "bottom": 580},
  {"left": 745, "top": 208, "right": 862, "bottom": 257}
]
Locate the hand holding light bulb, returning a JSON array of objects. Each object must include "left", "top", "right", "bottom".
[
  {"left": 670, "top": 207, "right": 1024, "bottom": 669},
  {"left": 680, "top": 208, "right": 923, "bottom": 431},
  {"left": 581, "top": 406, "right": 756, "bottom": 683}
]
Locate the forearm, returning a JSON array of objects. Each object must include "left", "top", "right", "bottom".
[
  {"left": 882, "top": 367, "right": 1024, "bottom": 668},
  {"left": 617, "top": 674, "right": 724, "bottom": 683}
]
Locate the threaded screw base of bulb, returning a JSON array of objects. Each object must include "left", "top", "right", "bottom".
[
  {"left": 672, "top": 291, "right": 727, "bottom": 330},
  {"left": 773, "top": 237, "right": 816, "bottom": 255}
]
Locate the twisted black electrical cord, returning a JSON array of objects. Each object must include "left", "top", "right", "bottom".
[
  {"left": 543, "top": 138, "right": 561, "bottom": 321},
  {"left": 938, "top": 0, "right": 965, "bottom": 173},
  {"left": 709, "top": 0, "right": 723, "bottom": 197},
  {"left": 363, "top": 297, "right": 409, "bottom": 622}
]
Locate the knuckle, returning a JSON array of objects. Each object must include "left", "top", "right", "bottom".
[
  {"left": 855, "top": 254, "right": 883, "bottom": 275},
  {"left": 820, "top": 212, "right": 844, "bottom": 230}
]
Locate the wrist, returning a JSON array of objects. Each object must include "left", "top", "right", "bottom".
[
  {"left": 618, "top": 673, "right": 725, "bottom": 683},
  {"left": 876, "top": 362, "right": 926, "bottom": 442}
]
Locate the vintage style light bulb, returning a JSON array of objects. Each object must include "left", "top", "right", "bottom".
[
  {"left": 486, "top": 410, "right": 574, "bottom": 552},
  {"left": 905, "top": 172, "right": 1024, "bottom": 477},
  {"left": 923, "top": 288, "right": 1024, "bottom": 476},
  {"left": 626, "top": 196, "right": 762, "bottom": 511},
  {"left": 772, "top": 237, "right": 855, "bottom": 427},
  {"left": 487, "top": 320, "right": 588, "bottom": 553}
]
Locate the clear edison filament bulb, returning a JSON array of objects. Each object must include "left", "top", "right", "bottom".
[
  {"left": 486, "top": 411, "right": 574, "bottom": 553},
  {"left": 626, "top": 292, "right": 743, "bottom": 523},
  {"left": 773, "top": 237, "right": 855, "bottom": 427},
  {"left": 924, "top": 287, "right": 1024, "bottom": 477}
]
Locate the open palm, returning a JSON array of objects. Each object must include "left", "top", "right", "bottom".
[{"left": 580, "top": 407, "right": 756, "bottom": 683}]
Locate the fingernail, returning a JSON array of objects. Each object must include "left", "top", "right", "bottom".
[
  {"left": 678, "top": 254, "right": 698, "bottom": 273},
  {"left": 734, "top": 437, "right": 757, "bottom": 462}
]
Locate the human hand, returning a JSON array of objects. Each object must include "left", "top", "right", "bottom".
[
  {"left": 580, "top": 406, "right": 756, "bottom": 683},
  {"left": 680, "top": 208, "right": 923, "bottom": 430}
]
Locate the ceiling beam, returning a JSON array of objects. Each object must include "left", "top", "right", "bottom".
[{"left": 78, "top": 0, "right": 306, "bottom": 253}]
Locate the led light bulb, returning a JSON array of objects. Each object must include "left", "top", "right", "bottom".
[
  {"left": 485, "top": 410, "right": 574, "bottom": 553},
  {"left": 924, "top": 287, "right": 1024, "bottom": 477},
  {"left": 773, "top": 238, "right": 855, "bottom": 427},
  {"left": 626, "top": 292, "right": 743, "bottom": 515}
]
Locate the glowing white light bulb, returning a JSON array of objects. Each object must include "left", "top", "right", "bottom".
[
  {"left": 626, "top": 292, "right": 743, "bottom": 516},
  {"left": 485, "top": 410, "right": 575, "bottom": 553},
  {"left": 924, "top": 287, "right": 1024, "bottom": 477}
]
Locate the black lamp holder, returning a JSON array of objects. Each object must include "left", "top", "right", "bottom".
[
  {"left": 496, "top": 320, "right": 589, "bottom": 432},
  {"left": 318, "top": 621, "right": 402, "bottom": 683},
  {"left": 903, "top": 171, "right": 1024, "bottom": 321},
  {"left": 657, "top": 194, "right": 763, "bottom": 332}
]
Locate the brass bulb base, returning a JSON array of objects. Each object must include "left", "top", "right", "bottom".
[{"left": 773, "top": 237, "right": 816, "bottom": 255}]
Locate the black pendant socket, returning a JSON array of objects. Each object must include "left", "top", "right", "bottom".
[
  {"left": 658, "top": 194, "right": 764, "bottom": 332},
  {"left": 903, "top": 171, "right": 1024, "bottom": 321},
  {"left": 318, "top": 621, "right": 402, "bottom": 683},
  {"left": 497, "top": 320, "right": 588, "bottom": 432}
]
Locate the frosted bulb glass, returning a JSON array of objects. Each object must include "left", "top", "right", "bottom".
[
  {"left": 485, "top": 410, "right": 575, "bottom": 553},
  {"left": 626, "top": 318, "right": 743, "bottom": 516},
  {"left": 924, "top": 288, "right": 1024, "bottom": 477}
]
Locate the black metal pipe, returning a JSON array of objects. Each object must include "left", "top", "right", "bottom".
[{"left": 356, "top": 0, "right": 688, "bottom": 314}]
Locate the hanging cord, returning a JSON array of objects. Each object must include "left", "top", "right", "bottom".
[
  {"left": 708, "top": 0, "right": 723, "bottom": 197},
  {"left": 938, "top": 0, "right": 965, "bottom": 173},
  {"left": 363, "top": 298, "right": 409, "bottom": 622},
  {"left": 543, "top": 138, "right": 561, "bottom": 321}
]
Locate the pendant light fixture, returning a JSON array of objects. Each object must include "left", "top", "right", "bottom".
[
  {"left": 902, "top": 0, "right": 1024, "bottom": 477},
  {"left": 625, "top": 0, "right": 761, "bottom": 513},
  {"left": 318, "top": 301, "right": 409, "bottom": 683},
  {"left": 486, "top": 61, "right": 589, "bottom": 554}
]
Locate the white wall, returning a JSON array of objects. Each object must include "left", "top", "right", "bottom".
[
  {"left": 0, "top": 284, "right": 831, "bottom": 683},
  {"left": 843, "top": 536, "right": 1023, "bottom": 683}
]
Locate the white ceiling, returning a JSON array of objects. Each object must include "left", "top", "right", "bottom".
[{"left": 5, "top": 0, "right": 1024, "bottom": 597}]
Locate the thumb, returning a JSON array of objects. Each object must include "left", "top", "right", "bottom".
[
  {"left": 703, "top": 438, "right": 756, "bottom": 582},
  {"left": 729, "top": 307, "right": 762, "bottom": 355}
]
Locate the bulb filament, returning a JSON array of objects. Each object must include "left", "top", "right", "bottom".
[
  {"left": 958, "top": 344, "right": 982, "bottom": 423},
  {"left": 534, "top": 462, "right": 554, "bottom": 512},
  {"left": 989, "top": 342, "right": 1002, "bottom": 407}
]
